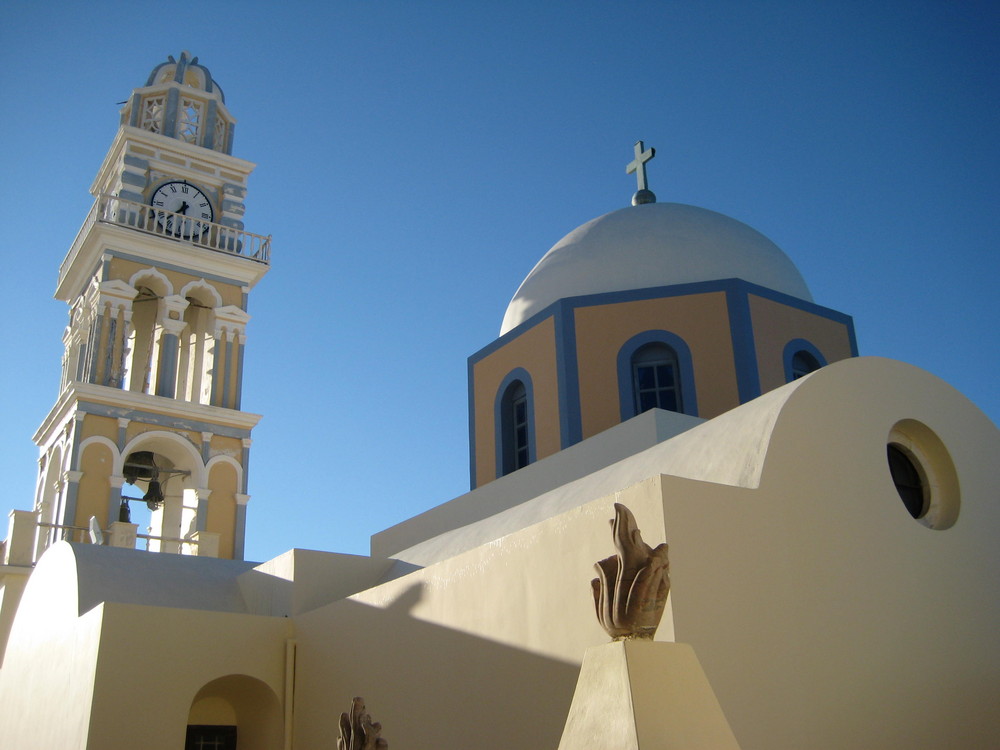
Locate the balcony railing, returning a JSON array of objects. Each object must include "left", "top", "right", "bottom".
[
  {"left": 2, "top": 510, "right": 219, "bottom": 567},
  {"left": 67, "top": 193, "right": 271, "bottom": 268}
]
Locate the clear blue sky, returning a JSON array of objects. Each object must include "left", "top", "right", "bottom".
[{"left": 2, "top": 1, "right": 997, "bottom": 562}]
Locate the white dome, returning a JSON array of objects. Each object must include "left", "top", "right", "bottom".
[{"left": 500, "top": 202, "right": 813, "bottom": 335}]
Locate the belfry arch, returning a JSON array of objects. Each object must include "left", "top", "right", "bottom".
[{"left": 120, "top": 431, "right": 205, "bottom": 553}]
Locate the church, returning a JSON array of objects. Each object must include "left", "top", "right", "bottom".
[{"left": 0, "top": 52, "right": 997, "bottom": 750}]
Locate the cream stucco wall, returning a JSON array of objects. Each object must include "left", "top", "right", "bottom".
[
  {"left": 294, "top": 358, "right": 999, "bottom": 750},
  {"left": 2, "top": 359, "right": 996, "bottom": 749}
]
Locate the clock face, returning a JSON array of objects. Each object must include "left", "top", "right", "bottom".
[{"left": 149, "top": 181, "right": 214, "bottom": 238}]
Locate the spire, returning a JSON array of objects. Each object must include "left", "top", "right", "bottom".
[{"left": 626, "top": 140, "right": 656, "bottom": 206}]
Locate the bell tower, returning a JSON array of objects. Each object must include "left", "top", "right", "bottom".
[{"left": 32, "top": 52, "right": 270, "bottom": 560}]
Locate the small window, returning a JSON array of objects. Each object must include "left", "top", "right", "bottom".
[
  {"left": 186, "top": 725, "right": 237, "bottom": 750},
  {"left": 886, "top": 420, "right": 960, "bottom": 530},
  {"left": 790, "top": 350, "right": 821, "bottom": 380},
  {"left": 500, "top": 379, "right": 531, "bottom": 475},
  {"left": 783, "top": 340, "right": 827, "bottom": 383},
  {"left": 887, "top": 443, "right": 926, "bottom": 519},
  {"left": 632, "top": 343, "right": 681, "bottom": 414}
]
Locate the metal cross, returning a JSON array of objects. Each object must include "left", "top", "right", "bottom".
[{"left": 626, "top": 140, "right": 656, "bottom": 192}]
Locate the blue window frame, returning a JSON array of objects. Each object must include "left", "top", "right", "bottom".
[
  {"left": 782, "top": 339, "right": 827, "bottom": 382},
  {"left": 617, "top": 330, "right": 697, "bottom": 420},
  {"left": 495, "top": 368, "right": 536, "bottom": 477}
]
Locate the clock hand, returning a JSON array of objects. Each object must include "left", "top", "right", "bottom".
[{"left": 177, "top": 201, "right": 190, "bottom": 215}]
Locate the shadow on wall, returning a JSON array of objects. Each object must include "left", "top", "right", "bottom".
[{"left": 293, "top": 581, "right": 585, "bottom": 750}]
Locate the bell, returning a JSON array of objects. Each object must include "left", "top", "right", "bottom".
[
  {"left": 143, "top": 480, "right": 165, "bottom": 510},
  {"left": 118, "top": 497, "right": 132, "bottom": 523}
]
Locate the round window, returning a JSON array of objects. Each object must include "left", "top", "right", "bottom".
[
  {"left": 886, "top": 420, "right": 960, "bottom": 530},
  {"left": 887, "top": 443, "right": 926, "bottom": 519}
]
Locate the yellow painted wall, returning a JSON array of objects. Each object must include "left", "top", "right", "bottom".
[
  {"left": 748, "top": 295, "right": 854, "bottom": 393},
  {"left": 472, "top": 316, "right": 561, "bottom": 485},
  {"left": 77, "top": 443, "right": 113, "bottom": 529},
  {"left": 573, "top": 293, "right": 740, "bottom": 434},
  {"left": 126, "top": 420, "right": 200, "bottom": 448},
  {"left": 84, "top": 413, "right": 119, "bottom": 443},
  {"left": 207, "top": 462, "right": 238, "bottom": 559},
  {"left": 106, "top": 257, "right": 244, "bottom": 307}
]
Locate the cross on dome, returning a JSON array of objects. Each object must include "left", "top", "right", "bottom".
[{"left": 626, "top": 140, "right": 657, "bottom": 206}]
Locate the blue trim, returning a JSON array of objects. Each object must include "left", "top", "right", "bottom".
[
  {"left": 76, "top": 400, "right": 254, "bottom": 440},
  {"left": 128, "top": 93, "right": 142, "bottom": 127},
  {"left": 616, "top": 330, "right": 699, "bottom": 420},
  {"left": 234, "top": 340, "right": 245, "bottom": 409},
  {"left": 105, "top": 250, "right": 253, "bottom": 290},
  {"left": 204, "top": 99, "right": 219, "bottom": 151},
  {"left": 468, "top": 357, "right": 478, "bottom": 488},
  {"left": 782, "top": 338, "right": 828, "bottom": 382},
  {"left": 493, "top": 368, "right": 537, "bottom": 479},
  {"left": 163, "top": 88, "right": 179, "bottom": 139},
  {"left": 222, "top": 339, "right": 233, "bottom": 407},
  {"left": 156, "top": 333, "right": 179, "bottom": 397},
  {"left": 470, "top": 278, "right": 853, "bottom": 367},
  {"left": 210, "top": 334, "right": 222, "bottom": 407},
  {"left": 554, "top": 301, "right": 582, "bottom": 448},
  {"left": 63, "top": 481, "right": 81, "bottom": 532},
  {"left": 241, "top": 441, "right": 251, "bottom": 494},
  {"left": 234, "top": 503, "right": 247, "bottom": 561},
  {"left": 725, "top": 287, "right": 762, "bottom": 403}
]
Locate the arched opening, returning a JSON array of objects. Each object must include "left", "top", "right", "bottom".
[
  {"left": 782, "top": 339, "right": 827, "bottom": 383},
  {"left": 617, "top": 330, "right": 697, "bottom": 421},
  {"left": 36, "top": 446, "right": 64, "bottom": 557},
  {"left": 497, "top": 372, "right": 534, "bottom": 477},
  {"left": 790, "top": 350, "right": 821, "bottom": 380},
  {"left": 631, "top": 342, "right": 682, "bottom": 414},
  {"left": 125, "top": 283, "right": 165, "bottom": 394},
  {"left": 187, "top": 675, "right": 282, "bottom": 750},
  {"left": 119, "top": 433, "right": 204, "bottom": 554},
  {"left": 177, "top": 285, "right": 218, "bottom": 404}
]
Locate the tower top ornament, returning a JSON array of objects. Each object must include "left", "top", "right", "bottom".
[{"left": 626, "top": 140, "right": 657, "bottom": 206}]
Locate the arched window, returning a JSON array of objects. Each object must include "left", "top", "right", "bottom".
[
  {"left": 783, "top": 339, "right": 827, "bottom": 382},
  {"left": 631, "top": 343, "right": 681, "bottom": 414},
  {"left": 500, "top": 380, "right": 530, "bottom": 475},
  {"left": 495, "top": 369, "right": 535, "bottom": 478},
  {"left": 790, "top": 350, "right": 821, "bottom": 380},
  {"left": 617, "top": 330, "right": 697, "bottom": 420}
]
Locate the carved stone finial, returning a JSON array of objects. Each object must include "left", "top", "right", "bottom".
[
  {"left": 591, "top": 503, "right": 670, "bottom": 640},
  {"left": 337, "top": 696, "right": 388, "bottom": 750}
]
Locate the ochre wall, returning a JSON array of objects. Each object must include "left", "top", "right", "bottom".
[
  {"left": 748, "top": 294, "right": 854, "bottom": 393},
  {"left": 77, "top": 442, "right": 113, "bottom": 528},
  {"left": 573, "top": 292, "right": 739, "bottom": 435},
  {"left": 106, "top": 257, "right": 244, "bottom": 308},
  {"left": 207, "top": 462, "right": 239, "bottom": 559},
  {"left": 472, "top": 316, "right": 561, "bottom": 485}
]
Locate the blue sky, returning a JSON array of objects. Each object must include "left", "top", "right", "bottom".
[{"left": 1, "top": 1, "right": 997, "bottom": 561}]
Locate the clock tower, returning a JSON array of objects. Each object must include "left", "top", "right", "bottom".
[{"left": 32, "top": 52, "right": 270, "bottom": 560}]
